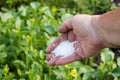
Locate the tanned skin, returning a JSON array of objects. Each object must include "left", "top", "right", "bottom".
[{"left": 46, "top": 8, "right": 120, "bottom": 66}]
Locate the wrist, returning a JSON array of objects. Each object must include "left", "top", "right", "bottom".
[{"left": 91, "top": 15, "right": 108, "bottom": 48}]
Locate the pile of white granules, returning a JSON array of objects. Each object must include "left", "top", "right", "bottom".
[{"left": 52, "top": 40, "right": 76, "bottom": 58}]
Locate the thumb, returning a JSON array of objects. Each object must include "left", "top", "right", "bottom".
[{"left": 58, "top": 18, "right": 73, "bottom": 33}]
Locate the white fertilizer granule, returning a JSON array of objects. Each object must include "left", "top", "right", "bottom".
[{"left": 52, "top": 40, "right": 76, "bottom": 58}]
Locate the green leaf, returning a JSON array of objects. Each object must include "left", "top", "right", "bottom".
[
  {"left": 19, "top": 78, "right": 26, "bottom": 80},
  {"left": 30, "top": 2, "right": 40, "bottom": 11},
  {"left": 15, "top": 17, "right": 21, "bottom": 29},
  {"left": 0, "top": 52, "right": 7, "bottom": 59},
  {"left": 117, "top": 57, "right": 120, "bottom": 67},
  {"left": 44, "top": 74, "right": 49, "bottom": 80},
  {"left": 0, "top": 44, "right": 5, "bottom": 52},
  {"left": 3, "top": 65, "right": 9, "bottom": 74},
  {"left": 79, "top": 65, "right": 94, "bottom": 73},
  {"left": 26, "top": 20, "right": 31, "bottom": 27},
  {"left": 13, "top": 60, "right": 25, "bottom": 69},
  {"left": 0, "top": 12, "right": 13, "bottom": 22},
  {"left": 0, "top": 70, "right": 3, "bottom": 80},
  {"left": 53, "top": 69, "right": 65, "bottom": 79},
  {"left": 100, "top": 48, "right": 114, "bottom": 63},
  {"left": 82, "top": 72, "right": 92, "bottom": 80},
  {"left": 61, "top": 13, "right": 73, "bottom": 21},
  {"left": 45, "top": 25, "right": 55, "bottom": 35},
  {"left": 4, "top": 72, "right": 14, "bottom": 80},
  {"left": 112, "top": 67, "right": 120, "bottom": 77},
  {"left": 17, "top": 69, "right": 22, "bottom": 76},
  {"left": 39, "top": 50, "right": 45, "bottom": 60},
  {"left": 42, "top": 6, "right": 53, "bottom": 17},
  {"left": 18, "top": 6, "right": 27, "bottom": 16}
]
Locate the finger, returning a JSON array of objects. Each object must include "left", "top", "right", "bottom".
[
  {"left": 46, "top": 53, "right": 54, "bottom": 61},
  {"left": 58, "top": 18, "right": 73, "bottom": 33},
  {"left": 48, "top": 56, "right": 61, "bottom": 66},
  {"left": 55, "top": 53, "right": 81, "bottom": 66},
  {"left": 68, "top": 31, "right": 76, "bottom": 42},
  {"left": 46, "top": 33, "right": 68, "bottom": 53},
  {"left": 74, "top": 41, "right": 86, "bottom": 59}
]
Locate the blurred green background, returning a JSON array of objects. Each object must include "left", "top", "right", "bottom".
[{"left": 0, "top": 0, "right": 120, "bottom": 80}]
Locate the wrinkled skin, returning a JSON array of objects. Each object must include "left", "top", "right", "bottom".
[{"left": 46, "top": 14, "right": 104, "bottom": 66}]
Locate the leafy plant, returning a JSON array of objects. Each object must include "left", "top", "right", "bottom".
[{"left": 0, "top": 1, "right": 119, "bottom": 80}]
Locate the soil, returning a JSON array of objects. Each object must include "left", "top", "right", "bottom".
[
  {"left": 113, "top": 0, "right": 120, "bottom": 6},
  {"left": 110, "top": 48, "right": 120, "bottom": 61},
  {"left": 94, "top": 48, "right": 120, "bottom": 65},
  {"left": 114, "top": 0, "right": 120, "bottom": 3}
]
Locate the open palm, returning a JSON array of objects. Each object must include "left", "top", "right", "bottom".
[{"left": 46, "top": 14, "right": 104, "bottom": 66}]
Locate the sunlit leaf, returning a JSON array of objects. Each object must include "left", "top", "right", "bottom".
[
  {"left": 61, "top": 13, "right": 73, "bottom": 21},
  {"left": 17, "top": 69, "right": 22, "bottom": 76},
  {"left": 100, "top": 48, "right": 114, "bottom": 64},
  {"left": 18, "top": 6, "right": 27, "bottom": 16},
  {"left": 0, "top": 44, "right": 5, "bottom": 52},
  {"left": 42, "top": 6, "right": 53, "bottom": 17},
  {"left": 0, "top": 52, "right": 7, "bottom": 59},
  {"left": 117, "top": 57, "right": 120, "bottom": 67},
  {"left": 15, "top": 17, "right": 21, "bottom": 29},
  {"left": 30, "top": 2, "right": 40, "bottom": 11},
  {"left": 3, "top": 65, "right": 9, "bottom": 74},
  {"left": 0, "top": 12, "right": 13, "bottom": 22},
  {"left": 39, "top": 50, "right": 45, "bottom": 60}
]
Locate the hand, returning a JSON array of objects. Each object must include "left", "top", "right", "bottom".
[{"left": 46, "top": 14, "right": 104, "bottom": 66}]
